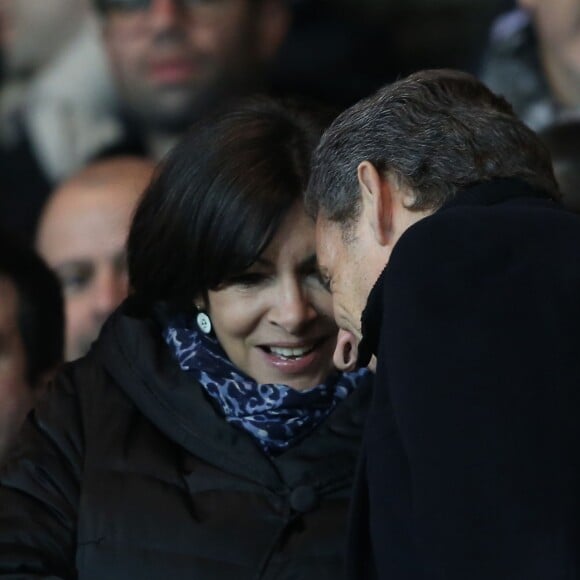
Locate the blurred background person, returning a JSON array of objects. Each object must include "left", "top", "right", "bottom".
[
  {"left": 93, "top": 0, "right": 508, "bottom": 155},
  {"left": 333, "top": 0, "right": 508, "bottom": 80},
  {"left": 93, "top": 0, "right": 291, "bottom": 159},
  {"left": 539, "top": 118, "right": 580, "bottom": 213},
  {"left": 480, "top": 0, "right": 580, "bottom": 130},
  {"left": 0, "top": 0, "right": 513, "bottom": 244},
  {"left": 0, "top": 230, "right": 64, "bottom": 464},
  {"left": 36, "top": 156, "right": 153, "bottom": 361},
  {"left": 0, "top": 0, "right": 118, "bottom": 242}
]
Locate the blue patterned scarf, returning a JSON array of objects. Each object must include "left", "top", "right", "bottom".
[{"left": 162, "top": 314, "right": 369, "bottom": 455}]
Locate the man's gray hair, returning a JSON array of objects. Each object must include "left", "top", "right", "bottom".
[{"left": 305, "top": 69, "right": 559, "bottom": 227}]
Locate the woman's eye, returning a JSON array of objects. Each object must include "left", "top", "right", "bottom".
[{"left": 231, "top": 273, "right": 268, "bottom": 287}]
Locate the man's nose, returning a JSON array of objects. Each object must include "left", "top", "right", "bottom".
[{"left": 149, "top": 0, "right": 184, "bottom": 29}]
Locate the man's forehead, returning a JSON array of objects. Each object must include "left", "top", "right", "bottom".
[
  {"left": 314, "top": 216, "right": 332, "bottom": 248},
  {"left": 315, "top": 216, "right": 347, "bottom": 242},
  {"left": 38, "top": 187, "right": 134, "bottom": 256},
  {"left": 50, "top": 246, "right": 127, "bottom": 270},
  {"left": 315, "top": 217, "right": 345, "bottom": 269},
  {"left": 49, "top": 183, "right": 136, "bottom": 214}
]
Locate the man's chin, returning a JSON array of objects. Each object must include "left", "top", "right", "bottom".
[{"left": 122, "top": 87, "right": 203, "bottom": 133}]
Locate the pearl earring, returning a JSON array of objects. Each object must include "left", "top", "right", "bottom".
[{"left": 196, "top": 311, "right": 212, "bottom": 334}]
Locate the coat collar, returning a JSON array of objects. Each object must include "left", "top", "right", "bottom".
[
  {"left": 440, "top": 177, "right": 552, "bottom": 210},
  {"left": 94, "top": 300, "right": 371, "bottom": 491},
  {"left": 356, "top": 178, "right": 553, "bottom": 366}
]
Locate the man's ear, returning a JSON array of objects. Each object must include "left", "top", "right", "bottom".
[
  {"left": 357, "top": 161, "right": 393, "bottom": 247},
  {"left": 333, "top": 329, "right": 359, "bottom": 372},
  {"left": 256, "top": 0, "right": 292, "bottom": 61}
]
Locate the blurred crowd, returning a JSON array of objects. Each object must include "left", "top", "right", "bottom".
[{"left": 2, "top": 0, "right": 580, "bottom": 462}]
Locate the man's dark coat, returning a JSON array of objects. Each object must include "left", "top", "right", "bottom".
[{"left": 349, "top": 179, "right": 580, "bottom": 579}]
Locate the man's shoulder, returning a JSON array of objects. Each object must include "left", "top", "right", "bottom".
[
  {"left": 385, "top": 198, "right": 580, "bottom": 298},
  {"left": 400, "top": 196, "right": 578, "bottom": 247}
]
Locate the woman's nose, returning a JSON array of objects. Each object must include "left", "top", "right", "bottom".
[{"left": 268, "top": 282, "right": 317, "bottom": 334}]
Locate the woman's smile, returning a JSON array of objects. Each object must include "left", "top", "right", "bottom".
[
  {"left": 204, "top": 204, "right": 338, "bottom": 391},
  {"left": 256, "top": 335, "right": 336, "bottom": 380}
]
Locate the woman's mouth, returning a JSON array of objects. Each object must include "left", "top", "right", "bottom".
[
  {"left": 257, "top": 338, "right": 332, "bottom": 376},
  {"left": 263, "top": 344, "right": 316, "bottom": 360}
]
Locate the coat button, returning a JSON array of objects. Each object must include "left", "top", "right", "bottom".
[{"left": 289, "top": 485, "right": 318, "bottom": 513}]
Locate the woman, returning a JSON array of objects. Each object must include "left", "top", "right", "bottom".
[{"left": 0, "top": 98, "right": 371, "bottom": 579}]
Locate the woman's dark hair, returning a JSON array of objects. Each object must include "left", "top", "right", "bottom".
[{"left": 128, "top": 96, "right": 330, "bottom": 310}]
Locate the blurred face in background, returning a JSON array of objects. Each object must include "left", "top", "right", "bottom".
[
  {"left": 100, "top": 0, "right": 289, "bottom": 132},
  {"left": 0, "top": 0, "right": 88, "bottom": 75},
  {"left": 0, "top": 276, "right": 32, "bottom": 463},
  {"left": 37, "top": 158, "right": 152, "bottom": 361},
  {"left": 519, "top": 0, "right": 580, "bottom": 105}
]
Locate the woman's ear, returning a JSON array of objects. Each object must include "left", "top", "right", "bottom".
[{"left": 194, "top": 296, "right": 208, "bottom": 312}]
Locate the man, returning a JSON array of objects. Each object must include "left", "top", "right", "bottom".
[
  {"left": 306, "top": 69, "right": 580, "bottom": 579},
  {"left": 36, "top": 156, "right": 153, "bottom": 361},
  {"left": 480, "top": 0, "right": 580, "bottom": 130},
  {"left": 0, "top": 0, "right": 117, "bottom": 241},
  {"left": 0, "top": 231, "right": 64, "bottom": 464},
  {"left": 94, "top": 0, "right": 290, "bottom": 159}
]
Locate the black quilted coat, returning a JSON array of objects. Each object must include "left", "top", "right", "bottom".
[{"left": 0, "top": 303, "right": 371, "bottom": 579}]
